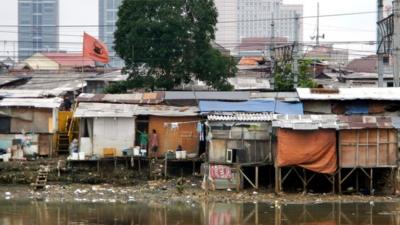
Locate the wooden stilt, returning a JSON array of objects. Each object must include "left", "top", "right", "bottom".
[
  {"left": 338, "top": 169, "right": 342, "bottom": 194},
  {"left": 255, "top": 166, "right": 259, "bottom": 189}
]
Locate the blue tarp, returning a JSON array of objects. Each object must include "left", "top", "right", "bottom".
[
  {"left": 345, "top": 101, "right": 368, "bottom": 115},
  {"left": 199, "top": 100, "right": 304, "bottom": 115}
]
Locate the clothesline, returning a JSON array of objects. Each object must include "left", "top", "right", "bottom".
[{"left": 163, "top": 120, "right": 201, "bottom": 126}]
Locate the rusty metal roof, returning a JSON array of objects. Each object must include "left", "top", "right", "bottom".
[
  {"left": 136, "top": 105, "right": 198, "bottom": 117},
  {"left": 77, "top": 92, "right": 164, "bottom": 104},
  {"left": 0, "top": 97, "right": 62, "bottom": 108},
  {"left": 208, "top": 113, "right": 273, "bottom": 122},
  {"left": 272, "top": 115, "right": 339, "bottom": 130},
  {"left": 74, "top": 102, "right": 198, "bottom": 118},
  {"left": 297, "top": 88, "right": 400, "bottom": 101},
  {"left": 337, "top": 115, "right": 399, "bottom": 129},
  {"left": 74, "top": 103, "right": 137, "bottom": 118}
]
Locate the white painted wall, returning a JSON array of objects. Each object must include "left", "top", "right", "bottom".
[{"left": 93, "top": 117, "right": 135, "bottom": 157}]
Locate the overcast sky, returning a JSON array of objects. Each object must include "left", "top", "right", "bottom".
[{"left": 0, "top": 0, "right": 390, "bottom": 60}]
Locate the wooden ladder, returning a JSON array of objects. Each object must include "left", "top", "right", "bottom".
[{"left": 31, "top": 165, "right": 50, "bottom": 190}]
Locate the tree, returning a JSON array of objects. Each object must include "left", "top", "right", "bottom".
[
  {"left": 274, "top": 59, "right": 317, "bottom": 91},
  {"left": 109, "top": 0, "right": 237, "bottom": 92}
]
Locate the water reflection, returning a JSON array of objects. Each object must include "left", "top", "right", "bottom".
[{"left": 0, "top": 200, "right": 399, "bottom": 225}]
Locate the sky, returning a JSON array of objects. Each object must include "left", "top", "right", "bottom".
[{"left": 0, "top": 0, "right": 389, "bottom": 60}]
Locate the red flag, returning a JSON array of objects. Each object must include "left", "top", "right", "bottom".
[{"left": 83, "top": 32, "right": 109, "bottom": 64}]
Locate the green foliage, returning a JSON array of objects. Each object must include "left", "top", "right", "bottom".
[
  {"left": 110, "top": 0, "right": 237, "bottom": 92},
  {"left": 274, "top": 59, "right": 317, "bottom": 91}
]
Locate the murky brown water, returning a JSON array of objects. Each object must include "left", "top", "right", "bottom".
[{"left": 0, "top": 200, "right": 399, "bottom": 225}]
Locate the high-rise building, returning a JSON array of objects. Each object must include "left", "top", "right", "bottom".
[
  {"left": 99, "top": 0, "right": 124, "bottom": 68},
  {"left": 18, "top": 0, "right": 59, "bottom": 61},
  {"left": 214, "top": 0, "right": 303, "bottom": 53}
]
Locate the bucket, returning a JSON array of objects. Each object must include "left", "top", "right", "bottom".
[
  {"left": 140, "top": 149, "right": 147, "bottom": 157},
  {"left": 133, "top": 147, "right": 141, "bottom": 156},
  {"left": 181, "top": 151, "right": 187, "bottom": 159},
  {"left": 78, "top": 152, "right": 85, "bottom": 160},
  {"left": 71, "top": 152, "right": 79, "bottom": 160},
  {"left": 176, "top": 151, "right": 182, "bottom": 159}
]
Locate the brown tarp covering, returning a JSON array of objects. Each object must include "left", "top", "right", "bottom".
[{"left": 277, "top": 128, "right": 337, "bottom": 174}]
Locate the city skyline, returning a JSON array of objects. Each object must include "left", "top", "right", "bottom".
[{"left": 0, "top": 0, "right": 386, "bottom": 61}]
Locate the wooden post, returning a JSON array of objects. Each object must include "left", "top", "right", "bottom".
[
  {"left": 275, "top": 166, "right": 281, "bottom": 194},
  {"left": 255, "top": 166, "right": 259, "bottom": 189},
  {"left": 370, "top": 168, "right": 374, "bottom": 195},
  {"left": 138, "top": 158, "right": 141, "bottom": 175},
  {"left": 356, "top": 169, "right": 359, "bottom": 193},
  {"left": 164, "top": 158, "right": 168, "bottom": 178},
  {"left": 192, "top": 160, "right": 196, "bottom": 176},
  {"left": 303, "top": 168, "right": 307, "bottom": 193},
  {"left": 338, "top": 169, "right": 342, "bottom": 194},
  {"left": 236, "top": 164, "right": 241, "bottom": 192}
]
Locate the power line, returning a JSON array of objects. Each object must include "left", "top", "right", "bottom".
[{"left": 0, "top": 9, "right": 387, "bottom": 28}]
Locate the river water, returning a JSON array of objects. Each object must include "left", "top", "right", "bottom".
[{"left": 0, "top": 200, "right": 399, "bottom": 225}]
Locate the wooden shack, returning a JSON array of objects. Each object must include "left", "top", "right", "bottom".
[
  {"left": 337, "top": 116, "right": 399, "bottom": 194},
  {"left": 0, "top": 97, "right": 62, "bottom": 156},
  {"left": 208, "top": 113, "right": 273, "bottom": 164}
]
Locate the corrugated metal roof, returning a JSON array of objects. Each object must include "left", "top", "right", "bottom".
[
  {"left": 74, "top": 103, "right": 137, "bottom": 118},
  {"left": 297, "top": 88, "right": 400, "bottom": 101},
  {"left": 250, "top": 92, "right": 299, "bottom": 102},
  {"left": 0, "top": 76, "right": 27, "bottom": 87},
  {"left": 77, "top": 93, "right": 164, "bottom": 104},
  {"left": 165, "top": 91, "right": 250, "bottom": 101},
  {"left": 0, "top": 97, "right": 62, "bottom": 108},
  {"left": 85, "top": 71, "right": 128, "bottom": 82},
  {"left": 228, "top": 77, "right": 271, "bottom": 90},
  {"left": 272, "top": 115, "right": 338, "bottom": 130},
  {"left": 337, "top": 115, "right": 398, "bottom": 129},
  {"left": 136, "top": 105, "right": 198, "bottom": 117},
  {"left": 74, "top": 103, "right": 198, "bottom": 118},
  {"left": 0, "top": 89, "right": 61, "bottom": 98},
  {"left": 208, "top": 113, "right": 272, "bottom": 122}
]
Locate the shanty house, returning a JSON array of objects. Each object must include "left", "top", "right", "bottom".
[
  {"left": 272, "top": 115, "right": 338, "bottom": 193},
  {"left": 200, "top": 100, "right": 303, "bottom": 190},
  {"left": 0, "top": 96, "right": 62, "bottom": 156},
  {"left": 297, "top": 88, "right": 400, "bottom": 115},
  {"left": 336, "top": 115, "right": 399, "bottom": 193},
  {"left": 74, "top": 103, "right": 137, "bottom": 157}
]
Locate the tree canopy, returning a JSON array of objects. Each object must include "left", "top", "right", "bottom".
[
  {"left": 109, "top": 0, "right": 237, "bottom": 92},
  {"left": 274, "top": 59, "right": 317, "bottom": 91}
]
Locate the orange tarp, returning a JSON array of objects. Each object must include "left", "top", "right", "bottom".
[{"left": 277, "top": 128, "right": 337, "bottom": 174}]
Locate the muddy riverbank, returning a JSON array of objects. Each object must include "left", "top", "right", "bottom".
[
  {"left": 0, "top": 158, "right": 399, "bottom": 205},
  {"left": 0, "top": 181, "right": 398, "bottom": 205}
]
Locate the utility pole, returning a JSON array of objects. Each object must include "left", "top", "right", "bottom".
[
  {"left": 316, "top": 2, "right": 320, "bottom": 46},
  {"left": 270, "top": 13, "right": 276, "bottom": 90},
  {"left": 393, "top": 0, "right": 400, "bottom": 87},
  {"left": 293, "top": 14, "right": 300, "bottom": 88},
  {"left": 311, "top": 2, "right": 324, "bottom": 46},
  {"left": 377, "top": 0, "right": 384, "bottom": 87}
]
